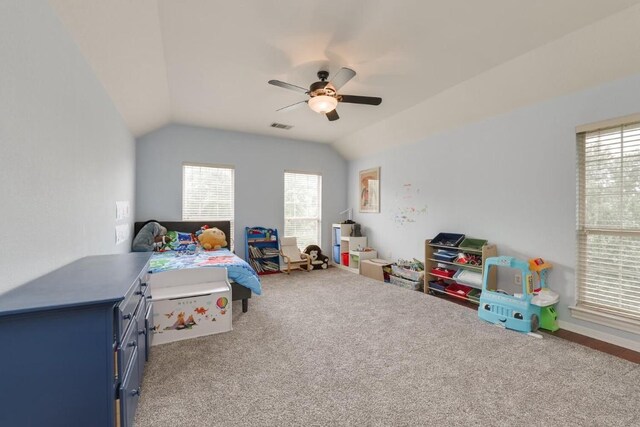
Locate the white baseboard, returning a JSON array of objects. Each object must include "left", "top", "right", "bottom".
[{"left": 558, "top": 320, "right": 640, "bottom": 352}]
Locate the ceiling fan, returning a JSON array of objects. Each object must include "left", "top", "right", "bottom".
[{"left": 268, "top": 67, "right": 382, "bottom": 121}]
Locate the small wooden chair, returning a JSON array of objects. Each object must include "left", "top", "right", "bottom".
[{"left": 280, "top": 237, "right": 311, "bottom": 274}]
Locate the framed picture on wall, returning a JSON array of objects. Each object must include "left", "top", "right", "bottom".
[{"left": 359, "top": 167, "right": 380, "bottom": 213}]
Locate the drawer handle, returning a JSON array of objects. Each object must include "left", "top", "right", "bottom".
[
  {"left": 139, "top": 329, "right": 146, "bottom": 336},
  {"left": 146, "top": 295, "right": 152, "bottom": 300},
  {"left": 140, "top": 282, "right": 148, "bottom": 288},
  {"left": 135, "top": 290, "right": 143, "bottom": 296},
  {"left": 128, "top": 340, "right": 137, "bottom": 348},
  {"left": 130, "top": 389, "right": 140, "bottom": 397},
  {"left": 123, "top": 313, "right": 132, "bottom": 320}
]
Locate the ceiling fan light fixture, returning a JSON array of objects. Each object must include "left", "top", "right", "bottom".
[{"left": 308, "top": 95, "right": 338, "bottom": 114}]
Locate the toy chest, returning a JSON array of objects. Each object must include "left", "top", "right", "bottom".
[
  {"left": 431, "top": 232, "right": 465, "bottom": 247},
  {"left": 149, "top": 268, "right": 232, "bottom": 346},
  {"left": 389, "top": 274, "right": 423, "bottom": 291}
]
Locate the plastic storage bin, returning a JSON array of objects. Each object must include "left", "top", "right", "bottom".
[
  {"left": 333, "top": 245, "right": 340, "bottom": 264},
  {"left": 452, "top": 269, "right": 483, "bottom": 288},
  {"left": 458, "top": 238, "right": 488, "bottom": 252},
  {"left": 428, "top": 280, "right": 447, "bottom": 293},
  {"left": 445, "top": 283, "right": 473, "bottom": 299},
  {"left": 391, "top": 265, "right": 424, "bottom": 281},
  {"left": 431, "top": 267, "right": 456, "bottom": 278},
  {"left": 389, "top": 275, "right": 423, "bottom": 291},
  {"left": 467, "top": 288, "right": 482, "bottom": 304},
  {"left": 433, "top": 250, "right": 458, "bottom": 262},
  {"left": 431, "top": 232, "right": 465, "bottom": 247},
  {"left": 341, "top": 252, "right": 349, "bottom": 266}
]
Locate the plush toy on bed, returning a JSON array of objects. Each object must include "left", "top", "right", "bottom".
[
  {"left": 198, "top": 227, "right": 227, "bottom": 250},
  {"left": 303, "top": 245, "right": 329, "bottom": 270},
  {"left": 132, "top": 221, "right": 172, "bottom": 252}
]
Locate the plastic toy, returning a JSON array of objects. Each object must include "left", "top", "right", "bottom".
[
  {"left": 528, "top": 258, "right": 559, "bottom": 332},
  {"left": 478, "top": 256, "right": 558, "bottom": 337}
]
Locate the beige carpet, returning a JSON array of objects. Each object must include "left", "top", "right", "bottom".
[{"left": 135, "top": 268, "right": 639, "bottom": 426}]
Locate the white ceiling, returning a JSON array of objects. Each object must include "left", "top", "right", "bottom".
[{"left": 49, "top": 0, "right": 640, "bottom": 153}]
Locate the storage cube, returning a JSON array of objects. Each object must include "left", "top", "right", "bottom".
[{"left": 149, "top": 268, "right": 232, "bottom": 346}]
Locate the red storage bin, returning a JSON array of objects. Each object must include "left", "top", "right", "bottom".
[
  {"left": 430, "top": 267, "right": 455, "bottom": 279},
  {"left": 341, "top": 252, "right": 349, "bottom": 266},
  {"left": 445, "top": 283, "right": 473, "bottom": 300}
]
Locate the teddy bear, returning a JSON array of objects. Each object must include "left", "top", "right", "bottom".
[
  {"left": 303, "top": 245, "right": 329, "bottom": 270},
  {"left": 198, "top": 227, "right": 227, "bottom": 250}
]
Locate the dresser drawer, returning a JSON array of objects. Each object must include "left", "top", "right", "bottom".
[
  {"left": 117, "top": 285, "right": 141, "bottom": 339},
  {"left": 117, "top": 262, "right": 148, "bottom": 339},
  {"left": 144, "top": 302, "right": 153, "bottom": 361},
  {"left": 119, "top": 347, "right": 141, "bottom": 427},
  {"left": 118, "top": 320, "right": 138, "bottom": 378}
]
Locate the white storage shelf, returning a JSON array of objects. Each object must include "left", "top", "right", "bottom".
[{"left": 332, "top": 223, "right": 368, "bottom": 272}]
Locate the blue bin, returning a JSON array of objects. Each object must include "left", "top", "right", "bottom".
[{"left": 333, "top": 245, "right": 340, "bottom": 263}]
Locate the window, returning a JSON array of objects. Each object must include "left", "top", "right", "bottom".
[
  {"left": 574, "top": 120, "right": 640, "bottom": 329},
  {"left": 182, "top": 164, "right": 234, "bottom": 247},
  {"left": 284, "top": 171, "right": 322, "bottom": 250}
]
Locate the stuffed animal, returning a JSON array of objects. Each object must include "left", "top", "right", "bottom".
[
  {"left": 198, "top": 227, "right": 227, "bottom": 250},
  {"left": 303, "top": 245, "right": 329, "bottom": 270},
  {"left": 132, "top": 221, "right": 171, "bottom": 252}
]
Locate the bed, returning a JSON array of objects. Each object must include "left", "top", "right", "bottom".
[{"left": 134, "top": 221, "right": 260, "bottom": 313}]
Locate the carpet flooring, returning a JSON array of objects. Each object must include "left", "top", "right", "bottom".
[{"left": 135, "top": 268, "right": 640, "bottom": 426}]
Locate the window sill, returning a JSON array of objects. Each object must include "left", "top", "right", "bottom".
[{"left": 569, "top": 305, "right": 640, "bottom": 335}]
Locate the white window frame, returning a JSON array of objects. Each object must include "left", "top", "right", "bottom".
[
  {"left": 182, "top": 163, "right": 235, "bottom": 248},
  {"left": 571, "top": 114, "right": 640, "bottom": 334},
  {"left": 284, "top": 171, "right": 322, "bottom": 251}
]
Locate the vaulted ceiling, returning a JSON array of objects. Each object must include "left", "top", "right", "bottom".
[{"left": 49, "top": 0, "right": 640, "bottom": 157}]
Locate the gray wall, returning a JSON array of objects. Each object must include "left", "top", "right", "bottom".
[
  {"left": 0, "top": 1, "right": 136, "bottom": 293},
  {"left": 348, "top": 73, "right": 640, "bottom": 347},
  {"left": 135, "top": 124, "right": 347, "bottom": 255}
]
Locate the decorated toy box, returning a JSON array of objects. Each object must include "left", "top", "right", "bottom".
[{"left": 149, "top": 268, "right": 232, "bottom": 346}]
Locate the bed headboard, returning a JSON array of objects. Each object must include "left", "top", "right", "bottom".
[{"left": 133, "top": 220, "right": 231, "bottom": 250}]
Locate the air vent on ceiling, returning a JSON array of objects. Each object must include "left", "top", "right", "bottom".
[{"left": 270, "top": 122, "right": 293, "bottom": 130}]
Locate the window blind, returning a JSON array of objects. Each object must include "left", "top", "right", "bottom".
[
  {"left": 284, "top": 172, "right": 322, "bottom": 251},
  {"left": 576, "top": 122, "right": 640, "bottom": 322},
  {"left": 182, "top": 164, "right": 234, "bottom": 247}
]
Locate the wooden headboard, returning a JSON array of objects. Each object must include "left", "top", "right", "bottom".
[{"left": 133, "top": 220, "right": 231, "bottom": 250}]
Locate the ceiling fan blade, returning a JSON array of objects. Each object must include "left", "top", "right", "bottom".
[
  {"left": 276, "top": 100, "right": 307, "bottom": 112},
  {"left": 268, "top": 80, "right": 309, "bottom": 94},
  {"left": 328, "top": 67, "right": 356, "bottom": 91},
  {"left": 339, "top": 95, "right": 382, "bottom": 106},
  {"left": 326, "top": 109, "right": 339, "bottom": 121}
]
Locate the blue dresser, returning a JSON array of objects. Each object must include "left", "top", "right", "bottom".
[{"left": 0, "top": 252, "right": 153, "bottom": 427}]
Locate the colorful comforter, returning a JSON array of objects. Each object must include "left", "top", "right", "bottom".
[{"left": 149, "top": 249, "right": 262, "bottom": 295}]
